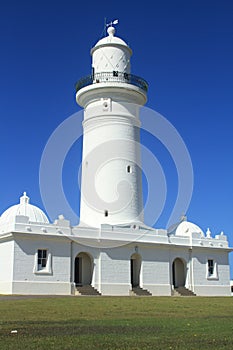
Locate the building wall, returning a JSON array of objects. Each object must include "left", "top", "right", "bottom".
[
  {"left": 71, "top": 240, "right": 231, "bottom": 296},
  {"left": 71, "top": 243, "right": 173, "bottom": 296},
  {"left": 141, "top": 246, "right": 171, "bottom": 295},
  {"left": 192, "top": 248, "right": 231, "bottom": 296},
  {"left": 12, "top": 235, "right": 71, "bottom": 295},
  {"left": 0, "top": 239, "right": 14, "bottom": 293},
  {"left": 99, "top": 247, "right": 131, "bottom": 295},
  {"left": 0, "top": 231, "right": 230, "bottom": 296}
]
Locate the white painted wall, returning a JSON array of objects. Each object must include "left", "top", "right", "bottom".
[
  {"left": 80, "top": 114, "right": 143, "bottom": 227},
  {"left": 0, "top": 228, "right": 230, "bottom": 296},
  {"left": 192, "top": 249, "right": 231, "bottom": 296},
  {"left": 12, "top": 235, "right": 71, "bottom": 295},
  {"left": 141, "top": 247, "right": 171, "bottom": 295},
  {"left": 99, "top": 248, "right": 131, "bottom": 295},
  {"left": 0, "top": 239, "right": 14, "bottom": 294}
]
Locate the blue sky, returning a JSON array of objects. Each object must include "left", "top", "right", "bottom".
[{"left": 1, "top": 1, "right": 233, "bottom": 275}]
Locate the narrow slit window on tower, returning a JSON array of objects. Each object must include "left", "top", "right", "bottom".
[
  {"left": 104, "top": 210, "right": 108, "bottom": 217},
  {"left": 127, "top": 165, "right": 132, "bottom": 173}
]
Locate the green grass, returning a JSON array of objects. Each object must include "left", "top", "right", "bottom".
[{"left": 0, "top": 296, "right": 233, "bottom": 349}]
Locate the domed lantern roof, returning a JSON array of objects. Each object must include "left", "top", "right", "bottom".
[{"left": 91, "top": 26, "right": 132, "bottom": 54}]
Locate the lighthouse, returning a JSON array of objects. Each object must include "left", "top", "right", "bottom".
[
  {"left": 76, "top": 24, "right": 148, "bottom": 227},
  {"left": 0, "top": 22, "right": 231, "bottom": 297}
]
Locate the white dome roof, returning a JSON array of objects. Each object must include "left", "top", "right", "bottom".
[
  {"left": 0, "top": 192, "right": 49, "bottom": 225},
  {"left": 91, "top": 26, "right": 132, "bottom": 55},
  {"left": 175, "top": 220, "right": 204, "bottom": 237}
]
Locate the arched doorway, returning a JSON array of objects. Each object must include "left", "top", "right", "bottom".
[
  {"left": 172, "top": 258, "right": 186, "bottom": 288},
  {"left": 74, "top": 252, "right": 93, "bottom": 286},
  {"left": 130, "top": 253, "right": 141, "bottom": 287}
]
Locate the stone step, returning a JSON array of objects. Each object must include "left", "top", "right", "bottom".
[
  {"left": 173, "top": 286, "right": 196, "bottom": 296},
  {"left": 75, "top": 285, "right": 101, "bottom": 296},
  {"left": 172, "top": 289, "right": 181, "bottom": 297},
  {"left": 130, "top": 286, "right": 152, "bottom": 296}
]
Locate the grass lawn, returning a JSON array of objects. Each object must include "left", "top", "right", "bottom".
[{"left": 0, "top": 296, "right": 233, "bottom": 349}]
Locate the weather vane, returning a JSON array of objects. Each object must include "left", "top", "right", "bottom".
[
  {"left": 106, "top": 19, "right": 119, "bottom": 27},
  {"left": 103, "top": 18, "right": 119, "bottom": 36}
]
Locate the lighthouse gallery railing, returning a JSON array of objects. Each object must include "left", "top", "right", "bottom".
[{"left": 75, "top": 72, "right": 148, "bottom": 93}]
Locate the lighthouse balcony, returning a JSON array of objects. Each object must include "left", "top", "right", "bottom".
[{"left": 75, "top": 72, "right": 148, "bottom": 93}]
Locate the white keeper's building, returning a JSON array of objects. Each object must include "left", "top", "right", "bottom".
[{"left": 0, "top": 25, "right": 231, "bottom": 296}]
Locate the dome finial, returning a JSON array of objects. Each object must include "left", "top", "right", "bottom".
[
  {"left": 107, "top": 26, "right": 115, "bottom": 36},
  {"left": 20, "top": 191, "right": 30, "bottom": 204},
  {"left": 206, "top": 227, "right": 211, "bottom": 238},
  {"left": 106, "top": 19, "right": 118, "bottom": 37}
]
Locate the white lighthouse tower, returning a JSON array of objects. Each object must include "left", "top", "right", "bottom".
[{"left": 76, "top": 24, "right": 148, "bottom": 227}]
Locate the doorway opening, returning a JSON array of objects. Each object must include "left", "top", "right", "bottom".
[
  {"left": 130, "top": 253, "right": 141, "bottom": 287},
  {"left": 74, "top": 252, "right": 93, "bottom": 286},
  {"left": 172, "top": 258, "right": 186, "bottom": 288}
]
